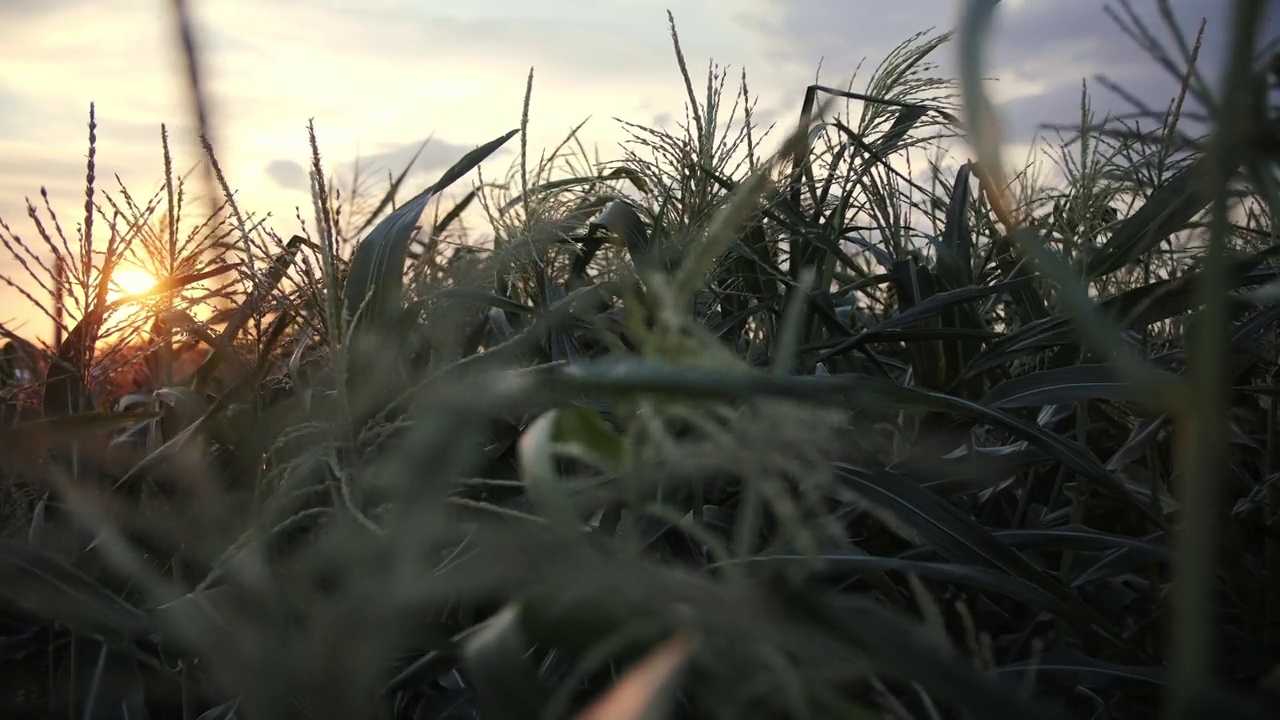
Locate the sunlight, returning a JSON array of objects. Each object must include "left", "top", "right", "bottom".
[{"left": 108, "top": 265, "right": 158, "bottom": 303}]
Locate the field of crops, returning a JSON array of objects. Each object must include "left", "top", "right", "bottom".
[{"left": 1, "top": 2, "right": 1279, "bottom": 718}]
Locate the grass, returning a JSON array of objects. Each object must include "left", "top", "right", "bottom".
[{"left": 0, "top": 1, "right": 1279, "bottom": 718}]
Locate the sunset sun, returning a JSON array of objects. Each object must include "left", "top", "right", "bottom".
[{"left": 109, "top": 266, "right": 158, "bottom": 302}]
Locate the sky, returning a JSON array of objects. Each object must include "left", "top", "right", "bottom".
[{"left": 0, "top": 0, "right": 1267, "bottom": 341}]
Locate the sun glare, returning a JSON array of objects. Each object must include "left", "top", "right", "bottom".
[{"left": 109, "top": 266, "right": 158, "bottom": 302}]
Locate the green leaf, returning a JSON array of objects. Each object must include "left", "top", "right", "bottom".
[
  {"left": 995, "top": 647, "right": 1165, "bottom": 688},
  {"left": 595, "top": 200, "right": 662, "bottom": 272},
  {"left": 742, "top": 553, "right": 1073, "bottom": 615},
  {"left": 962, "top": 250, "right": 1280, "bottom": 378},
  {"left": 351, "top": 139, "right": 430, "bottom": 238},
  {"left": 519, "top": 411, "right": 585, "bottom": 526},
  {"left": 781, "top": 588, "right": 1070, "bottom": 720},
  {"left": 1084, "top": 156, "right": 1236, "bottom": 279},
  {"left": 344, "top": 129, "right": 518, "bottom": 331},
  {"left": 981, "top": 364, "right": 1162, "bottom": 408},
  {"left": 935, "top": 163, "right": 975, "bottom": 288},
  {"left": 500, "top": 167, "right": 649, "bottom": 215},
  {"left": 816, "top": 277, "right": 1029, "bottom": 363},
  {"left": 435, "top": 287, "right": 534, "bottom": 316},
  {"left": 0, "top": 540, "right": 150, "bottom": 645},
  {"left": 831, "top": 464, "right": 1143, "bottom": 660},
  {"left": 519, "top": 405, "right": 623, "bottom": 525},
  {"left": 553, "top": 404, "right": 626, "bottom": 470},
  {"left": 549, "top": 358, "right": 1163, "bottom": 527},
  {"left": 460, "top": 603, "right": 548, "bottom": 720},
  {"left": 195, "top": 699, "right": 241, "bottom": 720},
  {"left": 992, "top": 526, "right": 1172, "bottom": 564},
  {"left": 151, "top": 587, "right": 237, "bottom": 640},
  {"left": 871, "top": 105, "right": 930, "bottom": 157}
]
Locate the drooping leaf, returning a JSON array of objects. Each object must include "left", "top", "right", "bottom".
[
  {"left": 594, "top": 200, "right": 663, "bottom": 273},
  {"left": 995, "top": 647, "right": 1165, "bottom": 689},
  {"left": 519, "top": 405, "right": 623, "bottom": 525},
  {"left": 500, "top": 167, "right": 649, "bottom": 215},
  {"left": 992, "top": 526, "right": 1172, "bottom": 564},
  {"left": 963, "top": 251, "right": 1280, "bottom": 378}
]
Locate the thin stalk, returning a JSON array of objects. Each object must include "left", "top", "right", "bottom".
[{"left": 1167, "top": 0, "right": 1265, "bottom": 717}]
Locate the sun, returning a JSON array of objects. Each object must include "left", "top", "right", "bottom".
[{"left": 109, "top": 266, "right": 158, "bottom": 302}]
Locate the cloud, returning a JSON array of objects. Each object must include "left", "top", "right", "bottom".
[
  {"left": 352, "top": 137, "right": 510, "bottom": 177},
  {"left": 713, "top": 0, "right": 1269, "bottom": 144},
  {"left": 0, "top": 0, "right": 767, "bottom": 231},
  {"left": 260, "top": 136, "right": 515, "bottom": 204},
  {"left": 263, "top": 159, "right": 308, "bottom": 192},
  {"left": 0, "top": 0, "right": 86, "bottom": 21}
]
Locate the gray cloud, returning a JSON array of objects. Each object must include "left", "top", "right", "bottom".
[
  {"left": 259, "top": 136, "right": 515, "bottom": 197},
  {"left": 263, "top": 159, "right": 308, "bottom": 191},
  {"left": 721, "top": 0, "right": 1273, "bottom": 144},
  {"left": 0, "top": 0, "right": 87, "bottom": 21},
  {"left": 342, "top": 136, "right": 512, "bottom": 179}
]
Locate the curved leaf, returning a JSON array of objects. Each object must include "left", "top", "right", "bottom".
[
  {"left": 995, "top": 647, "right": 1165, "bottom": 689},
  {"left": 744, "top": 553, "right": 1072, "bottom": 615},
  {"left": 196, "top": 699, "right": 242, "bottom": 720},
  {"left": 460, "top": 603, "right": 548, "bottom": 720},
  {"left": 0, "top": 540, "right": 150, "bottom": 644},
  {"left": 550, "top": 358, "right": 1164, "bottom": 527},
  {"left": 500, "top": 167, "right": 649, "bottom": 215},
  {"left": 1083, "top": 155, "right": 1237, "bottom": 278},
  {"left": 782, "top": 589, "right": 1070, "bottom": 720},
  {"left": 981, "top": 364, "right": 1161, "bottom": 408},
  {"left": 815, "top": 277, "right": 1030, "bottom": 363},
  {"left": 352, "top": 139, "right": 430, "bottom": 237},
  {"left": 594, "top": 200, "right": 663, "bottom": 272},
  {"left": 344, "top": 129, "right": 518, "bottom": 330},
  {"left": 935, "top": 162, "right": 975, "bottom": 288},
  {"left": 831, "top": 464, "right": 1142, "bottom": 661},
  {"left": 992, "top": 526, "right": 1172, "bottom": 563},
  {"left": 964, "top": 253, "right": 1280, "bottom": 379}
]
